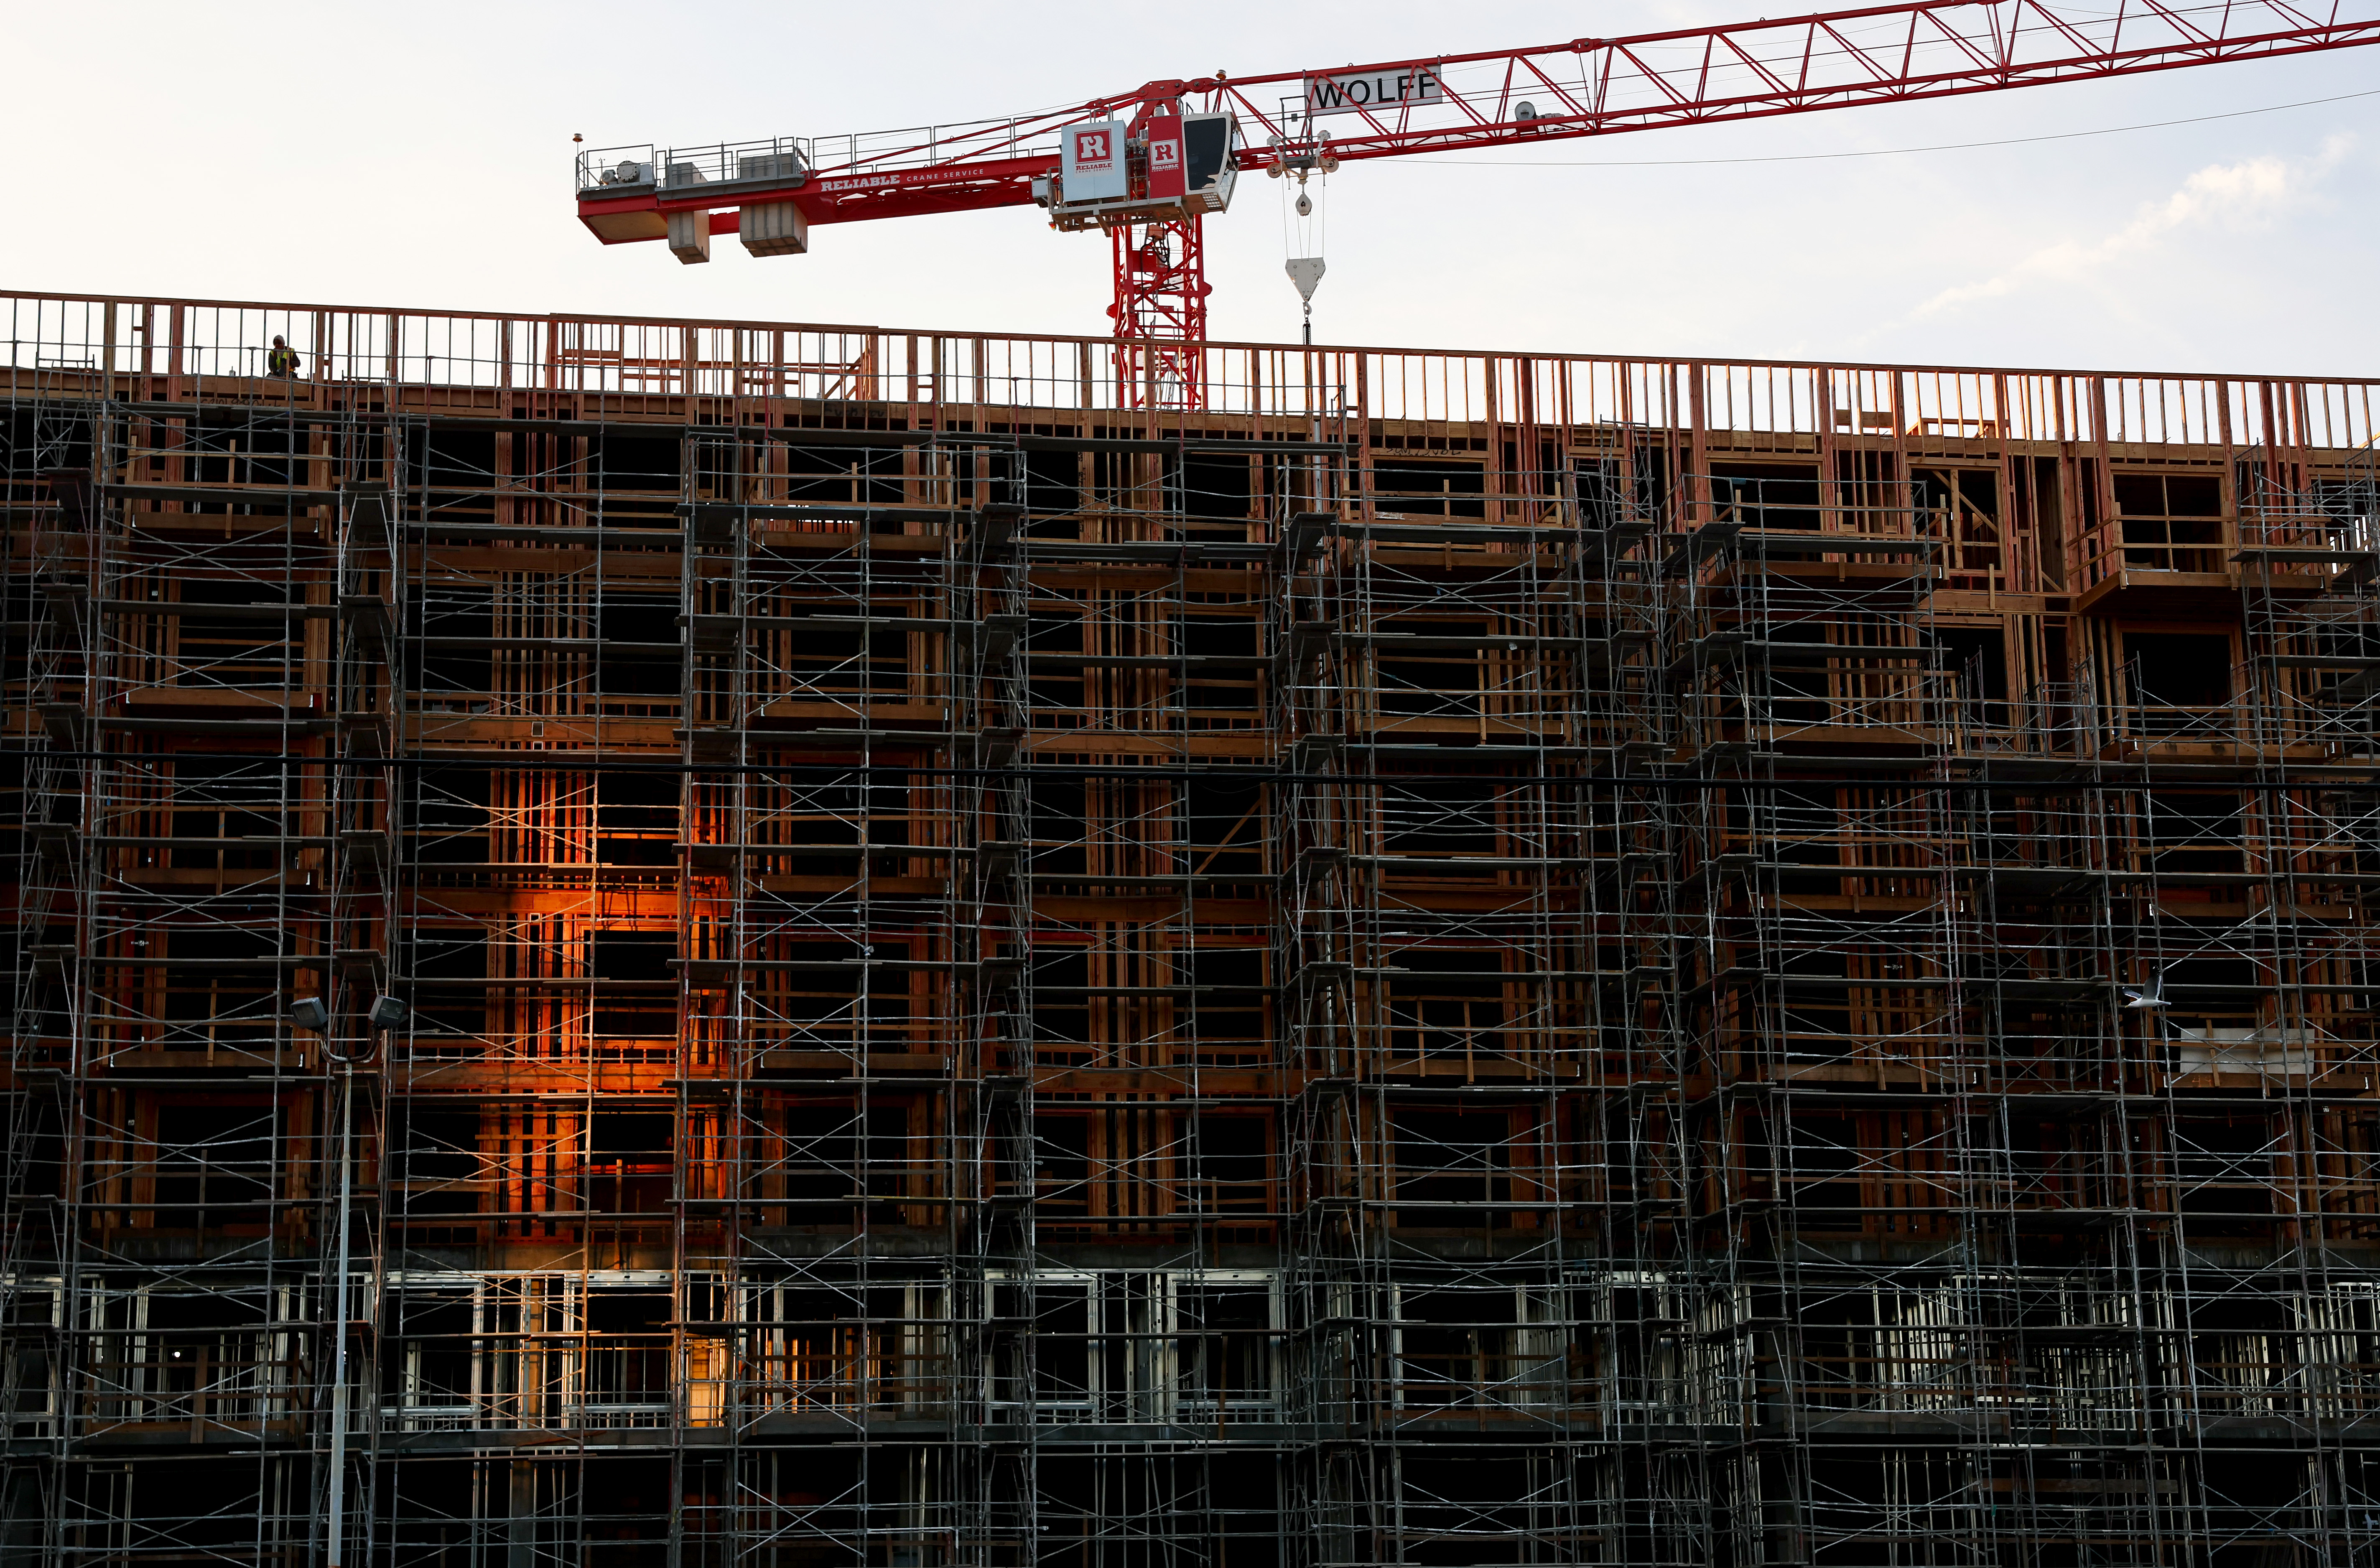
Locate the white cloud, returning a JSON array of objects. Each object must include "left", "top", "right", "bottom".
[{"left": 1909, "top": 134, "right": 2352, "bottom": 321}]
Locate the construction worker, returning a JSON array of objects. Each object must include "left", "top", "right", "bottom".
[{"left": 267, "top": 335, "right": 300, "bottom": 378}]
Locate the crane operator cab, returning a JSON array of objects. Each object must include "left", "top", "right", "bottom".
[
  {"left": 1037, "top": 110, "right": 1238, "bottom": 230},
  {"left": 1170, "top": 112, "right": 1240, "bottom": 213}
]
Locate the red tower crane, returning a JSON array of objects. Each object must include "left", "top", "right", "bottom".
[{"left": 575, "top": 0, "right": 2380, "bottom": 407}]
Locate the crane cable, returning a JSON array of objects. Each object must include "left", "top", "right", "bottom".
[
  {"left": 1281, "top": 155, "right": 1328, "bottom": 344},
  {"left": 1378, "top": 84, "right": 2380, "bottom": 168}
]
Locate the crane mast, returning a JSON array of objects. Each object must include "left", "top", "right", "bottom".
[{"left": 576, "top": 0, "right": 2380, "bottom": 407}]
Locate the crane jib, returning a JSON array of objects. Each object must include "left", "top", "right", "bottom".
[{"left": 573, "top": 0, "right": 2380, "bottom": 407}]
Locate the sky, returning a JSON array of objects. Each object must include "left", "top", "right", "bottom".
[{"left": 6, "top": 0, "right": 2378, "bottom": 376}]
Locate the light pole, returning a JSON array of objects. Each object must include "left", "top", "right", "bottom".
[
  {"left": 326, "top": 1053, "right": 355, "bottom": 1568},
  {"left": 294, "top": 994, "right": 405, "bottom": 1568}
]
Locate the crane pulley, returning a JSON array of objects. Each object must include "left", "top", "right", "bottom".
[{"left": 576, "top": 0, "right": 2380, "bottom": 407}]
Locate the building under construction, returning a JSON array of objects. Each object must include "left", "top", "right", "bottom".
[{"left": 1, "top": 289, "right": 2375, "bottom": 1567}]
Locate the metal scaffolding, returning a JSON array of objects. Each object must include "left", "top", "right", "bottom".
[{"left": 3, "top": 293, "right": 2377, "bottom": 1568}]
